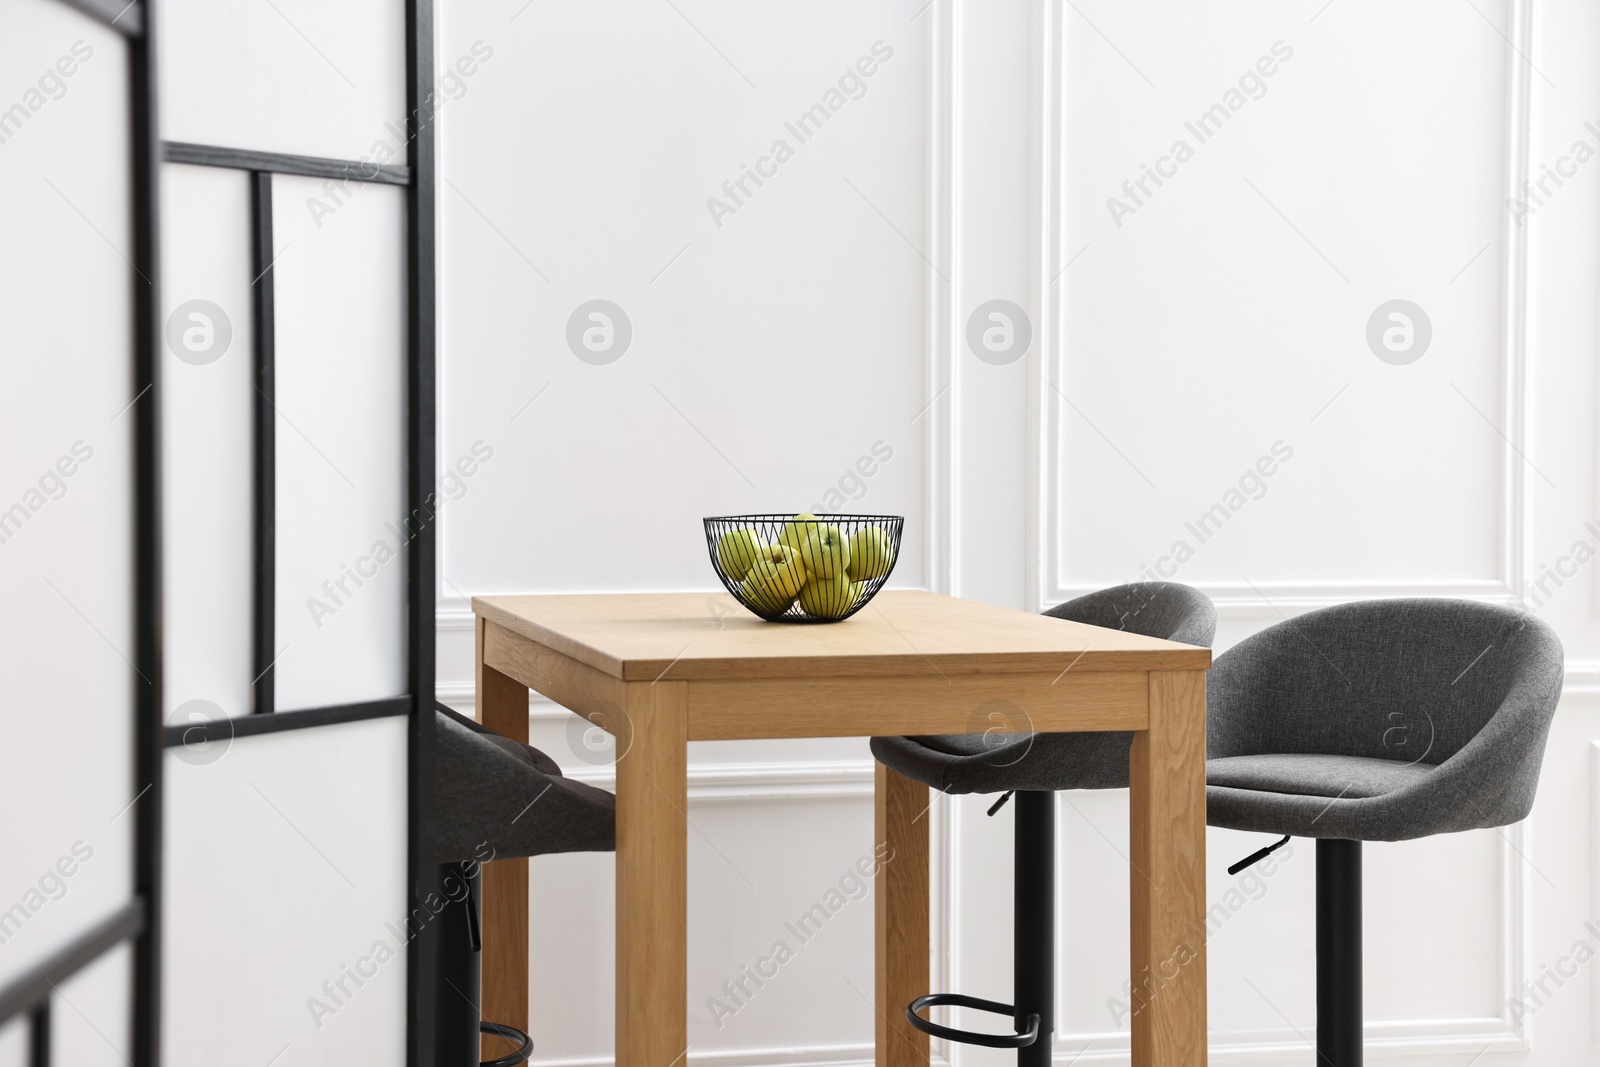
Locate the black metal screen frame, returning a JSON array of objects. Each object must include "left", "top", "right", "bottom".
[
  {"left": 403, "top": 0, "right": 440, "bottom": 1059},
  {"left": 151, "top": 0, "right": 439, "bottom": 1056},
  {"left": 154, "top": 151, "right": 417, "bottom": 723},
  {"left": 0, "top": 1, "right": 164, "bottom": 1064},
  {"left": 249, "top": 169, "right": 276, "bottom": 715}
]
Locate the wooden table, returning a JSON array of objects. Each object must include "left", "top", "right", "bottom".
[{"left": 471, "top": 590, "right": 1211, "bottom": 1066}]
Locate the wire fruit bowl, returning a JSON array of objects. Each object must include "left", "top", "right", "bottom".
[{"left": 703, "top": 514, "right": 904, "bottom": 623}]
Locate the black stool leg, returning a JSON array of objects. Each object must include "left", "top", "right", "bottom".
[
  {"left": 436, "top": 862, "right": 481, "bottom": 1067},
  {"left": 1014, "top": 791, "right": 1054, "bottom": 1067},
  {"left": 1316, "top": 839, "right": 1362, "bottom": 1067}
]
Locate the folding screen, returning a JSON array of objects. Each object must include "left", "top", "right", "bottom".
[{"left": 153, "top": 0, "right": 439, "bottom": 1062}]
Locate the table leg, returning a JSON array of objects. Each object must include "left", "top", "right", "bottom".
[
  {"left": 616, "top": 680, "right": 689, "bottom": 1067},
  {"left": 874, "top": 763, "right": 930, "bottom": 1067},
  {"left": 478, "top": 631, "right": 530, "bottom": 1060},
  {"left": 1129, "top": 670, "right": 1208, "bottom": 1066}
]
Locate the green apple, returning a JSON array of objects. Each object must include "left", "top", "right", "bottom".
[
  {"left": 776, "top": 512, "right": 822, "bottom": 553},
  {"left": 846, "top": 526, "right": 895, "bottom": 581},
  {"left": 716, "top": 528, "right": 766, "bottom": 581},
  {"left": 799, "top": 524, "right": 850, "bottom": 579},
  {"left": 740, "top": 543, "right": 806, "bottom": 613},
  {"left": 798, "top": 572, "right": 854, "bottom": 619},
  {"left": 742, "top": 580, "right": 795, "bottom": 615}
]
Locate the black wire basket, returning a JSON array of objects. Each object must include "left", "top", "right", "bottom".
[{"left": 703, "top": 514, "right": 904, "bottom": 623}]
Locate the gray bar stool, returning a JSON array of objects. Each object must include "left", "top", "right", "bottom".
[
  {"left": 870, "top": 582, "right": 1216, "bottom": 1063},
  {"left": 433, "top": 704, "right": 615, "bottom": 1067},
  {"left": 1208, "top": 599, "right": 1563, "bottom": 1067}
]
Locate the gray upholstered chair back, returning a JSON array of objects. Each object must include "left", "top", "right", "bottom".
[
  {"left": 1044, "top": 581, "right": 1216, "bottom": 648},
  {"left": 1208, "top": 600, "right": 1562, "bottom": 769},
  {"left": 435, "top": 706, "right": 615, "bottom": 863}
]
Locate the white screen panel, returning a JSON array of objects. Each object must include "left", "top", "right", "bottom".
[
  {"left": 0, "top": 0, "right": 136, "bottom": 986},
  {"left": 51, "top": 942, "right": 132, "bottom": 1067},
  {"left": 159, "top": 0, "right": 407, "bottom": 164},
  {"left": 162, "top": 718, "right": 408, "bottom": 1067},
  {"left": 0, "top": 1018, "right": 23, "bottom": 1067},
  {"left": 161, "top": 163, "right": 254, "bottom": 722},
  {"left": 271, "top": 176, "right": 407, "bottom": 712},
  {"left": 1058, "top": 1, "right": 1506, "bottom": 590}
]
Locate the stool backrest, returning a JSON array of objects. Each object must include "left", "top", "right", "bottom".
[
  {"left": 1208, "top": 599, "right": 1563, "bottom": 767},
  {"left": 1044, "top": 581, "right": 1217, "bottom": 646},
  {"left": 434, "top": 707, "right": 615, "bottom": 863}
]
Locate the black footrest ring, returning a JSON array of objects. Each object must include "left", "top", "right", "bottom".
[
  {"left": 480, "top": 1021, "right": 533, "bottom": 1067},
  {"left": 905, "top": 993, "right": 1040, "bottom": 1049}
]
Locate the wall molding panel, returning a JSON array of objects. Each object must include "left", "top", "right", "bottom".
[
  {"left": 519, "top": 752, "right": 878, "bottom": 803},
  {"left": 924, "top": 0, "right": 957, "bottom": 599},
  {"left": 1564, "top": 662, "right": 1600, "bottom": 694},
  {"left": 1588, "top": 741, "right": 1600, "bottom": 1047},
  {"left": 1051, "top": 822, "right": 1531, "bottom": 1064},
  {"left": 1034, "top": 0, "right": 1538, "bottom": 619}
]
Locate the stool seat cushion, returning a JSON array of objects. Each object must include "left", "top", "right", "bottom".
[
  {"left": 1206, "top": 753, "right": 1434, "bottom": 799},
  {"left": 869, "top": 583, "right": 1217, "bottom": 795},
  {"left": 870, "top": 730, "right": 1137, "bottom": 795},
  {"left": 435, "top": 706, "right": 615, "bottom": 863}
]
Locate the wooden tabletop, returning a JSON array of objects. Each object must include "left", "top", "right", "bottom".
[{"left": 472, "top": 589, "right": 1211, "bottom": 682}]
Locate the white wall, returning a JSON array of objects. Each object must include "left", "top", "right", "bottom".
[{"left": 436, "top": 1, "right": 1600, "bottom": 1066}]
